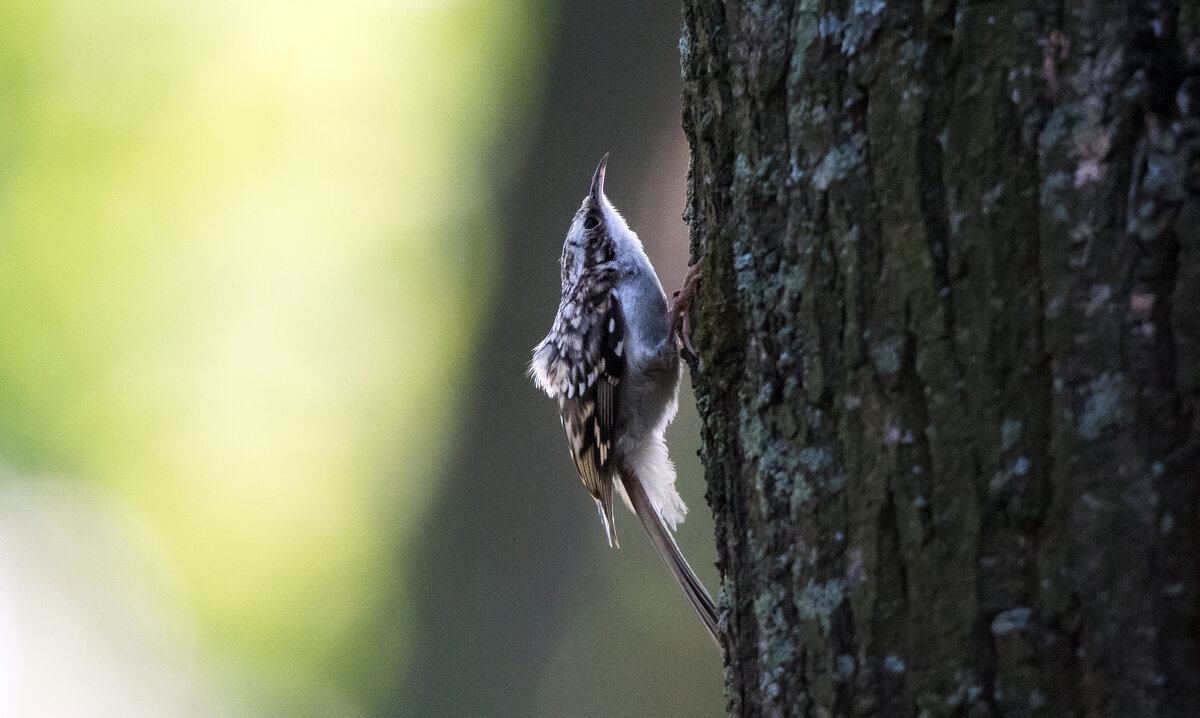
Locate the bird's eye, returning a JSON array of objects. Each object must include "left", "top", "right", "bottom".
[{"left": 583, "top": 214, "right": 600, "bottom": 230}]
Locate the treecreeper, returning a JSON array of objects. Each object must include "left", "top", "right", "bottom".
[{"left": 530, "top": 155, "right": 718, "bottom": 647}]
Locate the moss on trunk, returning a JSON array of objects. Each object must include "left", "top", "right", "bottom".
[{"left": 682, "top": 1, "right": 1200, "bottom": 715}]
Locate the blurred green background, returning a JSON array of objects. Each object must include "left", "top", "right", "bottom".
[{"left": 0, "top": 0, "right": 722, "bottom": 716}]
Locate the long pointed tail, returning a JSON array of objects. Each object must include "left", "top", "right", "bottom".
[{"left": 621, "top": 471, "right": 721, "bottom": 648}]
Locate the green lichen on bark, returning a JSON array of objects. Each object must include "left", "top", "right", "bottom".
[{"left": 682, "top": 0, "right": 1200, "bottom": 715}]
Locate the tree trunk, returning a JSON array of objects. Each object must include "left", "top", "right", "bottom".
[{"left": 681, "top": 1, "right": 1200, "bottom": 715}]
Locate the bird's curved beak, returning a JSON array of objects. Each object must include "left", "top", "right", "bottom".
[{"left": 589, "top": 153, "right": 609, "bottom": 203}]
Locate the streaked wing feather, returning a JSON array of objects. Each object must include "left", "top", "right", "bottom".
[{"left": 556, "top": 290, "right": 625, "bottom": 545}]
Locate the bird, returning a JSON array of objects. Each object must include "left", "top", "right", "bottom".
[{"left": 529, "top": 154, "right": 718, "bottom": 647}]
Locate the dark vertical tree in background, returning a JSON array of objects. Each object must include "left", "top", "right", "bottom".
[{"left": 682, "top": 1, "right": 1200, "bottom": 714}]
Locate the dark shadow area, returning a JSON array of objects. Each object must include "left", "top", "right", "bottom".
[{"left": 389, "top": 2, "right": 713, "bottom": 717}]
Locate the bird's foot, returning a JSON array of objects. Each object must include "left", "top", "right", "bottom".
[{"left": 669, "top": 259, "right": 704, "bottom": 356}]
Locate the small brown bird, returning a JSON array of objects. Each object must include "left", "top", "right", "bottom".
[{"left": 529, "top": 155, "right": 717, "bottom": 646}]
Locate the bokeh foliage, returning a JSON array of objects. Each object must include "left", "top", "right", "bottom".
[{"left": 0, "top": 0, "right": 542, "bottom": 712}]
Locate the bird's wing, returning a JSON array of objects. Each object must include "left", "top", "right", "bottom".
[{"left": 541, "top": 287, "right": 626, "bottom": 546}]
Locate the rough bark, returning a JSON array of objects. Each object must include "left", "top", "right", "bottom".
[{"left": 681, "top": 1, "right": 1200, "bottom": 715}]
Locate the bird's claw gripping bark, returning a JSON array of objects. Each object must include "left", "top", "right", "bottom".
[{"left": 669, "top": 260, "right": 703, "bottom": 356}]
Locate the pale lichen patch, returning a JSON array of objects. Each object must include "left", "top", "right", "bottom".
[
  {"left": 1078, "top": 372, "right": 1128, "bottom": 440},
  {"left": 796, "top": 577, "right": 847, "bottom": 633}
]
